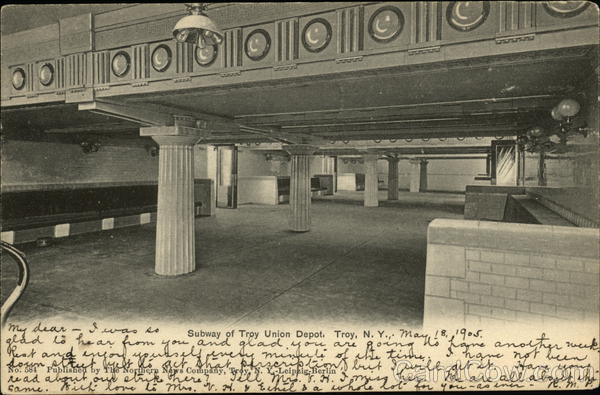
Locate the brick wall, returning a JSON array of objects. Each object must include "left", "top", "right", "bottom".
[
  {"left": 423, "top": 219, "right": 599, "bottom": 327},
  {"left": 1, "top": 140, "right": 158, "bottom": 186}
]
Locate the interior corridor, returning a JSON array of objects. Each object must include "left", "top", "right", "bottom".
[{"left": 1, "top": 193, "right": 463, "bottom": 327}]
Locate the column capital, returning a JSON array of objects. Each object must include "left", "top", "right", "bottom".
[
  {"left": 140, "top": 125, "right": 211, "bottom": 146},
  {"left": 283, "top": 144, "right": 318, "bottom": 155},
  {"left": 409, "top": 158, "right": 428, "bottom": 165},
  {"left": 361, "top": 150, "right": 380, "bottom": 160}
]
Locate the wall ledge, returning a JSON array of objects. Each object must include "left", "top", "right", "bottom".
[{"left": 428, "top": 219, "right": 599, "bottom": 259}]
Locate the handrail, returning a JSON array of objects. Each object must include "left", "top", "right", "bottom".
[{"left": 1, "top": 241, "right": 30, "bottom": 328}]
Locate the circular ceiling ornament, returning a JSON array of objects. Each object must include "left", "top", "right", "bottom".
[
  {"left": 12, "top": 68, "right": 26, "bottom": 90},
  {"left": 245, "top": 29, "right": 271, "bottom": 61},
  {"left": 368, "top": 6, "right": 404, "bottom": 43},
  {"left": 151, "top": 45, "right": 172, "bottom": 72},
  {"left": 543, "top": 1, "right": 589, "bottom": 18},
  {"left": 195, "top": 45, "right": 218, "bottom": 66},
  {"left": 39, "top": 63, "right": 54, "bottom": 86},
  {"left": 447, "top": 1, "right": 490, "bottom": 32},
  {"left": 302, "top": 18, "right": 332, "bottom": 53},
  {"left": 111, "top": 51, "right": 131, "bottom": 77}
]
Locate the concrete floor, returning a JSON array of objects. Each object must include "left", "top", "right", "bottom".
[{"left": 1, "top": 191, "right": 464, "bottom": 327}]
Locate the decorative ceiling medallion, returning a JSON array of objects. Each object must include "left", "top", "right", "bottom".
[
  {"left": 302, "top": 18, "right": 332, "bottom": 53},
  {"left": 447, "top": 1, "right": 490, "bottom": 32},
  {"left": 38, "top": 63, "right": 54, "bottom": 86},
  {"left": 151, "top": 45, "right": 172, "bottom": 72},
  {"left": 111, "top": 51, "right": 130, "bottom": 77},
  {"left": 543, "top": 1, "right": 589, "bottom": 18},
  {"left": 12, "top": 68, "right": 26, "bottom": 90},
  {"left": 245, "top": 29, "right": 271, "bottom": 61},
  {"left": 369, "top": 6, "right": 404, "bottom": 43}
]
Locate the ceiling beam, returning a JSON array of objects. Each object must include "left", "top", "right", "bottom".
[
  {"left": 289, "top": 122, "right": 524, "bottom": 134},
  {"left": 312, "top": 128, "right": 522, "bottom": 140},
  {"left": 234, "top": 95, "right": 557, "bottom": 125},
  {"left": 44, "top": 122, "right": 138, "bottom": 134},
  {"left": 79, "top": 100, "right": 174, "bottom": 126},
  {"left": 318, "top": 146, "right": 490, "bottom": 156},
  {"left": 126, "top": 99, "right": 325, "bottom": 144},
  {"left": 279, "top": 113, "right": 533, "bottom": 130}
]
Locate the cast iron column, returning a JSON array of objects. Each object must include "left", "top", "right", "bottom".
[
  {"left": 141, "top": 126, "right": 208, "bottom": 275},
  {"left": 387, "top": 156, "right": 400, "bottom": 200},
  {"left": 285, "top": 145, "right": 317, "bottom": 232},
  {"left": 410, "top": 158, "right": 428, "bottom": 192},
  {"left": 364, "top": 153, "right": 379, "bottom": 207}
]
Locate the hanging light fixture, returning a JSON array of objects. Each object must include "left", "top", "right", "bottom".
[
  {"left": 555, "top": 98, "right": 581, "bottom": 119},
  {"left": 520, "top": 98, "right": 589, "bottom": 153},
  {"left": 173, "top": 3, "right": 224, "bottom": 49},
  {"left": 551, "top": 98, "right": 587, "bottom": 145}
]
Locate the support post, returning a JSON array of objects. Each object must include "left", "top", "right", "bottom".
[
  {"left": 140, "top": 126, "right": 209, "bottom": 276},
  {"left": 284, "top": 145, "right": 317, "bottom": 232},
  {"left": 387, "top": 157, "right": 400, "bottom": 200},
  {"left": 364, "top": 153, "right": 379, "bottom": 207},
  {"left": 538, "top": 150, "right": 547, "bottom": 186},
  {"left": 410, "top": 159, "right": 428, "bottom": 192}
]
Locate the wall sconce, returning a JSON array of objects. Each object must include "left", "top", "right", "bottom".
[
  {"left": 145, "top": 145, "right": 159, "bottom": 157},
  {"left": 80, "top": 141, "right": 100, "bottom": 154},
  {"left": 173, "top": 3, "right": 223, "bottom": 49},
  {"left": 518, "top": 127, "right": 558, "bottom": 153},
  {"left": 519, "top": 98, "right": 588, "bottom": 153},
  {"left": 550, "top": 98, "right": 587, "bottom": 144}
]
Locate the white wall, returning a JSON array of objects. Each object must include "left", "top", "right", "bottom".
[
  {"left": 426, "top": 159, "right": 488, "bottom": 192},
  {"left": 237, "top": 176, "right": 279, "bottom": 205},
  {"left": 234, "top": 150, "right": 490, "bottom": 193},
  {"left": 339, "top": 157, "right": 488, "bottom": 193}
]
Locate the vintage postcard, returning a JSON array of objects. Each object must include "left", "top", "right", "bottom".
[{"left": 1, "top": 2, "right": 599, "bottom": 393}]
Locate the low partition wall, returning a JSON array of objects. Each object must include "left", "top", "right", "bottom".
[
  {"left": 314, "top": 175, "right": 334, "bottom": 195},
  {"left": 464, "top": 185, "right": 599, "bottom": 227},
  {"left": 423, "top": 219, "right": 599, "bottom": 328},
  {"left": 238, "top": 176, "right": 279, "bottom": 205},
  {"left": 337, "top": 173, "right": 357, "bottom": 191},
  {"left": 527, "top": 187, "right": 599, "bottom": 228},
  {"left": 0, "top": 179, "right": 215, "bottom": 244}
]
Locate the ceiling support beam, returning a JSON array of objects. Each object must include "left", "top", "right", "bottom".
[
  {"left": 234, "top": 95, "right": 557, "bottom": 125},
  {"left": 44, "top": 122, "right": 139, "bottom": 134},
  {"left": 79, "top": 100, "right": 174, "bottom": 126}
]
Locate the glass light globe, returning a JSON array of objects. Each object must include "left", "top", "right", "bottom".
[
  {"left": 551, "top": 107, "right": 564, "bottom": 121},
  {"left": 556, "top": 99, "right": 580, "bottom": 118},
  {"left": 528, "top": 126, "right": 544, "bottom": 137}
]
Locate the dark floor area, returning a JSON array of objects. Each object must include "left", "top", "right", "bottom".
[{"left": 1, "top": 191, "right": 464, "bottom": 327}]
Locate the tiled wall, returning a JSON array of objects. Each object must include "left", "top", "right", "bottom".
[
  {"left": 1, "top": 140, "right": 158, "bottom": 186},
  {"left": 423, "top": 219, "right": 600, "bottom": 328}
]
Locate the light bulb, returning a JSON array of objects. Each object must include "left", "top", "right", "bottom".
[
  {"left": 528, "top": 126, "right": 544, "bottom": 137},
  {"left": 197, "top": 35, "right": 207, "bottom": 49},
  {"left": 551, "top": 107, "right": 564, "bottom": 121},
  {"left": 176, "top": 29, "right": 190, "bottom": 42},
  {"left": 557, "top": 99, "right": 580, "bottom": 118}
]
